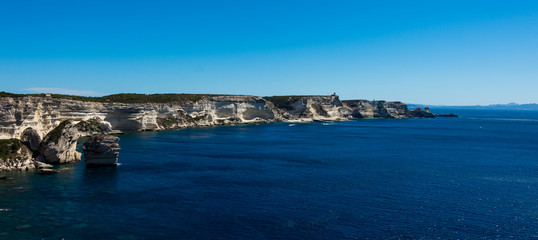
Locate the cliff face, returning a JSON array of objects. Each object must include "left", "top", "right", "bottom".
[
  {"left": 341, "top": 100, "right": 434, "bottom": 118},
  {"left": 269, "top": 95, "right": 351, "bottom": 121},
  {"left": 83, "top": 134, "right": 120, "bottom": 167},
  {"left": 0, "top": 95, "right": 434, "bottom": 139},
  {"left": 0, "top": 94, "right": 434, "bottom": 171},
  {"left": 0, "top": 95, "right": 280, "bottom": 139}
]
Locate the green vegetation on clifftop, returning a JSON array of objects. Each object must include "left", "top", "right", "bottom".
[
  {"left": 1, "top": 92, "right": 338, "bottom": 107},
  {"left": 75, "top": 119, "right": 103, "bottom": 133},
  {"left": 0, "top": 92, "right": 27, "bottom": 98},
  {"left": 45, "top": 120, "right": 71, "bottom": 144},
  {"left": 0, "top": 139, "right": 23, "bottom": 159},
  {"left": 0, "top": 91, "right": 228, "bottom": 104}
]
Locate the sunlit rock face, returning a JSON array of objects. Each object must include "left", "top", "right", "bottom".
[
  {"left": 278, "top": 95, "right": 349, "bottom": 121},
  {"left": 267, "top": 95, "right": 431, "bottom": 121},
  {"left": 37, "top": 119, "right": 107, "bottom": 164},
  {"left": 0, "top": 95, "right": 282, "bottom": 139},
  {"left": 83, "top": 134, "right": 120, "bottom": 167},
  {"left": 0, "top": 139, "right": 34, "bottom": 171},
  {"left": 0, "top": 97, "right": 108, "bottom": 140},
  {"left": 0, "top": 95, "right": 434, "bottom": 140}
]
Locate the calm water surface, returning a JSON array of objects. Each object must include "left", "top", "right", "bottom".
[{"left": 1, "top": 109, "right": 537, "bottom": 239}]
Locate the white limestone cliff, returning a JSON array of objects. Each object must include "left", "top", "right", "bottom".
[{"left": 0, "top": 94, "right": 435, "bottom": 171}]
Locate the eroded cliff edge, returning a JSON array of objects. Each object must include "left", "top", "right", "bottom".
[{"left": 0, "top": 93, "right": 434, "bottom": 171}]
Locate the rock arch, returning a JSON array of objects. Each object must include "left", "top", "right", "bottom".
[
  {"left": 37, "top": 118, "right": 113, "bottom": 164},
  {"left": 20, "top": 127, "right": 41, "bottom": 153}
]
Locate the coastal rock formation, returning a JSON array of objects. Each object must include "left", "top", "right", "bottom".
[
  {"left": 342, "top": 100, "right": 423, "bottom": 118},
  {"left": 409, "top": 107, "right": 436, "bottom": 118},
  {"left": 37, "top": 119, "right": 109, "bottom": 164},
  {"left": 266, "top": 95, "right": 351, "bottom": 121},
  {"left": 0, "top": 93, "right": 436, "bottom": 171},
  {"left": 0, "top": 94, "right": 435, "bottom": 139},
  {"left": 34, "top": 161, "right": 53, "bottom": 169},
  {"left": 0, "top": 95, "right": 280, "bottom": 139},
  {"left": 83, "top": 134, "right": 120, "bottom": 166},
  {"left": 0, "top": 139, "right": 35, "bottom": 171}
]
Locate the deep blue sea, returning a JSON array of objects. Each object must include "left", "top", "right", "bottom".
[{"left": 1, "top": 109, "right": 537, "bottom": 239}]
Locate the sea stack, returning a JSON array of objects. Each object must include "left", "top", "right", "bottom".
[{"left": 83, "top": 134, "right": 120, "bottom": 167}]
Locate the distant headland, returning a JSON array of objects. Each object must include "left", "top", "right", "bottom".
[{"left": 408, "top": 103, "right": 538, "bottom": 111}]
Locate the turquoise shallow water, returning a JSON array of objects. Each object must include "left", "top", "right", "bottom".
[{"left": 1, "top": 109, "right": 537, "bottom": 239}]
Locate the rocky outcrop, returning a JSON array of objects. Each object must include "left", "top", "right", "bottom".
[
  {"left": 83, "top": 134, "right": 120, "bottom": 166},
  {"left": 0, "top": 139, "right": 35, "bottom": 171},
  {"left": 36, "top": 119, "right": 109, "bottom": 164},
  {"left": 34, "top": 161, "right": 53, "bottom": 169},
  {"left": 409, "top": 107, "right": 436, "bottom": 118},
  {"left": 0, "top": 138, "right": 54, "bottom": 171}
]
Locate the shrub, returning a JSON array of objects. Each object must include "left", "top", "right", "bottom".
[
  {"left": 46, "top": 120, "right": 71, "bottom": 144},
  {"left": 0, "top": 139, "right": 23, "bottom": 159}
]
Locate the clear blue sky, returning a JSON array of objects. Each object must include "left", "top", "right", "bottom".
[{"left": 1, "top": 0, "right": 537, "bottom": 105}]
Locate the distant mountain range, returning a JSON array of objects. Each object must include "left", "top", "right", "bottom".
[{"left": 407, "top": 103, "right": 538, "bottom": 111}]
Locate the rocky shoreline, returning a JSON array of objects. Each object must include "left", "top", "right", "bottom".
[{"left": 0, "top": 93, "right": 441, "bottom": 172}]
